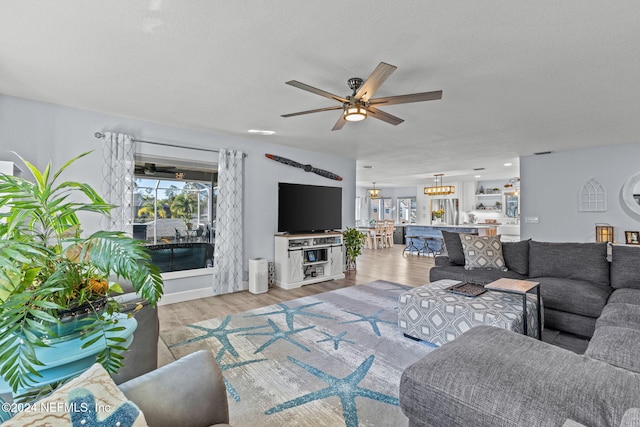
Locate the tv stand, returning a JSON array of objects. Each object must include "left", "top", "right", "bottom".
[{"left": 274, "top": 232, "right": 345, "bottom": 290}]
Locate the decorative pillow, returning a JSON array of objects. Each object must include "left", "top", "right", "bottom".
[
  {"left": 441, "top": 230, "right": 465, "bottom": 265},
  {"left": 611, "top": 244, "right": 640, "bottom": 289},
  {"left": 502, "top": 239, "right": 530, "bottom": 275},
  {"left": 460, "top": 233, "right": 507, "bottom": 271},
  {"left": 7, "top": 363, "right": 148, "bottom": 426},
  {"left": 528, "top": 241, "right": 609, "bottom": 286}
]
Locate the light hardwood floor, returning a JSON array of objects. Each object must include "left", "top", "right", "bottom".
[
  {"left": 158, "top": 245, "right": 432, "bottom": 332},
  {"left": 157, "top": 244, "right": 589, "bottom": 358}
]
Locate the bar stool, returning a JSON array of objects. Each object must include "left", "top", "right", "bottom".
[
  {"left": 418, "top": 236, "right": 436, "bottom": 257},
  {"left": 403, "top": 235, "right": 420, "bottom": 256},
  {"left": 433, "top": 237, "right": 445, "bottom": 255}
]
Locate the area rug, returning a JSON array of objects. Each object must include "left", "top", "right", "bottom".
[{"left": 160, "top": 280, "right": 436, "bottom": 427}]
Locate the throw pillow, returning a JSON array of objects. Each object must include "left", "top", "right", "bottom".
[
  {"left": 610, "top": 245, "right": 640, "bottom": 289},
  {"left": 502, "top": 239, "right": 530, "bottom": 275},
  {"left": 460, "top": 233, "right": 507, "bottom": 271},
  {"left": 528, "top": 241, "right": 609, "bottom": 286},
  {"left": 441, "top": 230, "right": 465, "bottom": 265},
  {"left": 7, "top": 363, "right": 148, "bottom": 426}
]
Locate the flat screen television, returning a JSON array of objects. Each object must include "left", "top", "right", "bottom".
[{"left": 278, "top": 183, "right": 342, "bottom": 233}]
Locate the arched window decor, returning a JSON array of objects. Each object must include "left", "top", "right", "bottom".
[{"left": 579, "top": 178, "right": 607, "bottom": 212}]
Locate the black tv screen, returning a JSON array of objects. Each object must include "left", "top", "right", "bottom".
[{"left": 278, "top": 183, "right": 342, "bottom": 233}]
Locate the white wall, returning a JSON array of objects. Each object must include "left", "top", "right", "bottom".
[
  {"left": 521, "top": 142, "right": 640, "bottom": 242},
  {"left": 0, "top": 95, "right": 356, "bottom": 291}
]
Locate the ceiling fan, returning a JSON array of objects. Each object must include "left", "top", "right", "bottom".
[
  {"left": 281, "top": 62, "right": 442, "bottom": 131},
  {"left": 134, "top": 163, "right": 177, "bottom": 175}
]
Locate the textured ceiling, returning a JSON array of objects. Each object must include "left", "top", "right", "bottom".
[{"left": 2, "top": 1, "right": 640, "bottom": 188}]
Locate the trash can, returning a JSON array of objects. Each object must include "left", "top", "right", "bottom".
[{"left": 249, "top": 258, "right": 269, "bottom": 294}]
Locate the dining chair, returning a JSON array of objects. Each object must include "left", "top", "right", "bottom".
[
  {"left": 383, "top": 220, "right": 395, "bottom": 248},
  {"left": 364, "top": 227, "right": 375, "bottom": 249},
  {"left": 373, "top": 221, "right": 387, "bottom": 249}
]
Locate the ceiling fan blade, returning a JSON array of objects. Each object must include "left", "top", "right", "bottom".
[
  {"left": 281, "top": 105, "right": 343, "bottom": 118},
  {"left": 285, "top": 81, "right": 349, "bottom": 104},
  {"left": 331, "top": 115, "right": 348, "bottom": 131},
  {"left": 354, "top": 62, "right": 397, "bottom": 101},
  {"left": 369, "top": 90, "right": 443, "bottom": 106},
  {"left": 365, "top": 106, "right": 404, "bottom": 126}
]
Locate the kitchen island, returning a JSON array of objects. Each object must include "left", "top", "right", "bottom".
[{"left": 404, "top": 224, "right": 499, "bottom": 255}]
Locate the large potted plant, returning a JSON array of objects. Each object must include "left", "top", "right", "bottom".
[
  {"left": 0, "top": 151, "right": 163, "bottom": 393},
  {"left": 343, "top": 227, "right": 366, "bottom": 271}
]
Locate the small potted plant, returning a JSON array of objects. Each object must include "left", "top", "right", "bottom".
[
  {"left": 0, "top": 151, "right": 163, "bottom": 393},
  {"left": 343, "top": 227, "right": 366, "bottom": 271},
  {"left": 433, "top": 209, "right": 445, "bottom": 223}
]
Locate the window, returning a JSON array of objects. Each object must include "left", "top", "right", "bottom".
[
  {"left": 370, "top": 198, "right": 393, "bottom": 221},
  {"left": 134, "top": 178, "right": 215, "bottom": 243},
  {"left": 397, "top": 197, "right": 416, "bottom": 224},
  {"left": 132, "top": 159, "right": 217, "bottom": 272}
]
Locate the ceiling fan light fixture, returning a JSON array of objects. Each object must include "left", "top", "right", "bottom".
[{"left": 343, "top": 105, "right": 367, "bottom": 122}]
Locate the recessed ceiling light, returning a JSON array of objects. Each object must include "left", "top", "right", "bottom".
[
  {"left": 475, "top": 175, "right": 481, "bottom": 178},
  {"left": 504, "top": 163, "right": 513, "bottom": 167},
  {"left": 248, "top": 129, "right": 275, "bottom": 135}
]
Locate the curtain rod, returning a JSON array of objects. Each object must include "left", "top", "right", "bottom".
[{"left": 94, "top": 132, "right": 246, "bottom": 157}]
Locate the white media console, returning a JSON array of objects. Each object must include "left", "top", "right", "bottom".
[{"left": 274, "top": 232, "right": 345, "bottom": 289}]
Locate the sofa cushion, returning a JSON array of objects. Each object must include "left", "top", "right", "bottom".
[
  {"left": 586, "top": 326, "right": 640, "bottom": 374},
  {"left": 537, "top": 277, "right": 612, "bottom": 318},
  {"left": 429, "top": 264, "right": 526, "bottom": 284},
  {"left": 543, "top": 308, "right": 597, "bottom": 338},
  {"left": 460, "top": 234, "right": 507, "bottom": 271},
  {"left": 401, "top": 326, "right": 640, "bottom": 427},
  {"left": 441, "top": 230, "right": 465, "bottom": 265},
  {"left": 596, "top": 303, "right": 640, "bottom": 330},
  {"left": 564, "top": 409, "right": 640, "bottom": 427},
  {"left": 502, "top": 239, "right": 530, "bottom": 275},
  {"left": 528, "top": 241, "right": 610, "bottom": 286},
  {"left": 611, "top": 245, "right": 640, "bottom": 289},
  {"left": 434, "top": 255, "right": 452, "bottom": 267},
  {"left": 621, "top": 408, "right": 640, "bottom": 427},
  {"left": 609, "top": 288, "right": 640, "bottom": 306}
]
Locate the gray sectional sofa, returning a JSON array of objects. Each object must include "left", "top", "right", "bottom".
[
  {"left": 429, "top": 231, "right": 612, "bottom": 338},
  {"left": 401, "top": 237, "right": 640, "bottom": 426}
]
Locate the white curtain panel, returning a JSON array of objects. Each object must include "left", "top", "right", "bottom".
[
  {"left": 101, "top": 132, "right": 135, "bottom": 235},
  {"left": 212, "top": 148, "right": 245, "bottom": 294}
]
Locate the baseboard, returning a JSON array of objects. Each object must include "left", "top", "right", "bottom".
[
  {"left": 159, "top": 287, "right": 214, "bottom": 305},
  {"left": 159, "top": 281, "right": 250, "bottom": 305}
]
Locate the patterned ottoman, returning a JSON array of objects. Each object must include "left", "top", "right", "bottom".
[{"left": 398, "top": 279, "right": 543, "bottom": 345}]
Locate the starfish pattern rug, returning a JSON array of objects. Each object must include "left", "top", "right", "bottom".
[{"left": 160, "top": 280, "right": 436, "bottom": 427}]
